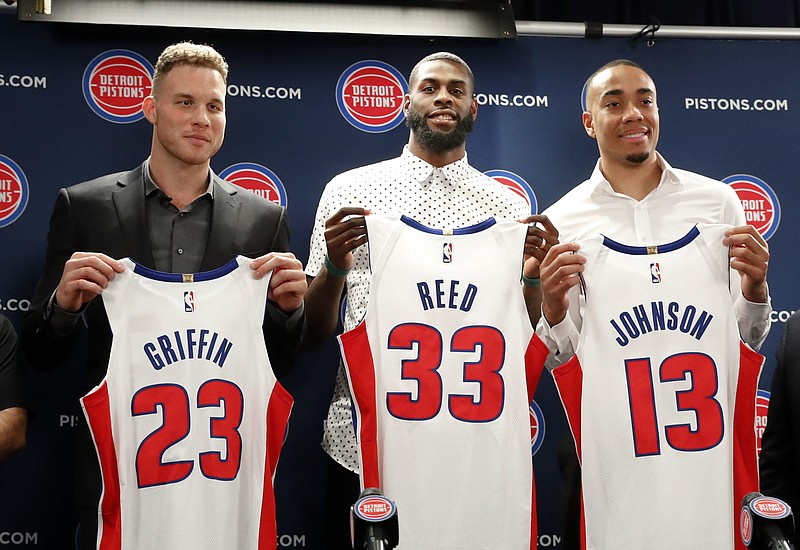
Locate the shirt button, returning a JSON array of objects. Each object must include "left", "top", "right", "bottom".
[{"left": 177, "top": 248, "right": 184, "bottom": 255}]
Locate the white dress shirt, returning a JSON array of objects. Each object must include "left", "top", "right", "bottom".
[{"left": 538, "top": 153, "right": 771, "bottom": 368}]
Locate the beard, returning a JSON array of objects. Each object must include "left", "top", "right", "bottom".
[
  {"left": 405, "top": 105, "right": 474, "bottom": 153},
  {"left": 626, "top": 151, "right": 650, "bottom": 164}
]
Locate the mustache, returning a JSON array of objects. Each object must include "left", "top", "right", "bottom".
[{"left": 405, "top": 105, "right": 474, "bottom": 153}]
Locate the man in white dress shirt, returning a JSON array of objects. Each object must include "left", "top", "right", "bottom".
[
  {"left": 537, "top": 58, "right": 771, "bottom": 549},
  {"left": 539, "top": 58, "right": 770, "bottom": 362}
]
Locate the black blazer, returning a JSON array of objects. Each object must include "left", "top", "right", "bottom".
[
  {"left": 760, "top": 310, "right": 800, "bottom": 545},
  {"left": 21, "top": 163, "right": 301, "bottom": 508},
  {"left": 23, "top": 162, "right": 300, "bottom": 387}
]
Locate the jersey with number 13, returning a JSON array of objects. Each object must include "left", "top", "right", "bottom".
[{"left": 552, "top": 224, "right": 764, "bottom": 550}]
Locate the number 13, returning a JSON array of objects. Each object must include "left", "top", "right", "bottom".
[{"left": 625, "top": 352, "right": 724, "bottom": 456}]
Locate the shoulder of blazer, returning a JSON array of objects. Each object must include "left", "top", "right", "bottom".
[
  {"left": 786, "top": 312, "right": 800, "bottom": 341},
  {"left": 211, "top": 172, "right": 285, "bottom": 216},
  {"left": 63, "top": 164, "right": 144, "bottom": 199}
]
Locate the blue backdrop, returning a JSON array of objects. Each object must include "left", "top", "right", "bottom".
[{"left": 0, "top": 11, "right": 796, "bottom": 549}]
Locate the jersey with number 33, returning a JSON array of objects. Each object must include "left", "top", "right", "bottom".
[{"left": 339, "top": 215, "right": 547, "bottom": 550}]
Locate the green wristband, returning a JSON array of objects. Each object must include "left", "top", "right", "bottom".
[
  {"left": 324, "top": 254, "right": 351, "bottom": 278},
  {"left": 522, "top": 275, "right": 541, "bottom": 288}
]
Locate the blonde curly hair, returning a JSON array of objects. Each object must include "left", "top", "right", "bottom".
[{"left": 152, "top": 42, "right": 228, "bottom": 94}]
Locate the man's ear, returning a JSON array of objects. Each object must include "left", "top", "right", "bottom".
[
  {"left": 582, "top": 111, "right": 595, "bottom": 138},
  {"left": 142, "top": 96, "right": 157, "bottom": 124}
]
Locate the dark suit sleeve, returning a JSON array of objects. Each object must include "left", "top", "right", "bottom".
[
  {"left": 0, "top": 316, "right": 26, "bottom": 409},
  {"left": 20, "top": 189, "right": 84, "bottom": 370},
  {"left": 267, "top": 205, "right": 291, "bottom": 252},
  {"left": 760, "top": 313, "right": 799, "bottom": 506},
  {"left": 262, "top": 206, "right": 304, "bottom": 379}
]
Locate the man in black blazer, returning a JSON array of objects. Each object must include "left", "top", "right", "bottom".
[
  {"left": 760, "top": 310, "right": 800, "bottom": 546},
  {"left": 0, "top": 313, "right": 26, "bottom": 462},
  {"left": 21, "top": 42, "right": 307, "bottom": 550}
]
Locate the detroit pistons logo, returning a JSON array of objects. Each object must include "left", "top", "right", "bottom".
[
  {"left": 484, "top": 170, "right": 538, "bottom": 215},
  {"left": 354, "top": 495, "right": 396, "bottom": 522},
  {"left": 752, "top": 496, "right": 791, "bottom": 519},
  {"left": 0, "top": 154, "right": 29, "bottom": 228},
  {"left": 530, "top": 399, "right": 546, "bottom": 455},
  {"left": 219, "top": 163, "right": 288, "bottom": 207},
  {"left": 723, "top": 174, "right": 781, "bottom": 240},
  {"left": 336, "top": 60, "right": 407, "bottom": 133},
  {"left": 83, "top": 49, "right": 154, "bottom": 124},
  {"left": 756, "top": 389, "right": 770, "bottom": 458},
  {"left": 740, "top": 507, "right": 753, "bottom": 546}
]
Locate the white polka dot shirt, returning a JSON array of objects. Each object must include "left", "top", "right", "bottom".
[{"left": 306, "top": 145, "right": 531, "bottom": 471}]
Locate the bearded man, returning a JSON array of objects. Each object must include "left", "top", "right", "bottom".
[{"left": 302, "top": 51, "right": 557, "bottom": 548}]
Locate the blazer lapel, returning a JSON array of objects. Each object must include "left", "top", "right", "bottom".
[
  {"left": 112, "top": 164, "right": 156, "bottom": 268},
  {"left": 200, "top": 174, "right": 241, "bottom": 271}
]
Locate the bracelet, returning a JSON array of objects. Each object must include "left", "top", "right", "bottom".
[
  {"left": 324, "top": 254, "right": 351, "bottom": 278},
  {"left": 521, "top": 275, "right": 541, "bottom": 288}
]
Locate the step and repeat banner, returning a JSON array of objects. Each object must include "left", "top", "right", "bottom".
[{"left": 0, "top": 10, "right": 796, "bottom": 549}]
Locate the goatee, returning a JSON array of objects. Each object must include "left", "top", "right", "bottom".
[
  {"left": 405, "top": 106, "right": 474, "bottom": 153},
  {"left": 626, "top": 152, "right": 650, "bottom": 164}
]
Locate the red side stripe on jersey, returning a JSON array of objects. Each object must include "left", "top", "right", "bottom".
[
  {"left": 551, "top": 357, "right": 586, "bottom": 548},
  {"left": 551, "top": 357, "right": 584, "bottom": 463},
  {"left": 524, "top": 334, "right": 548, "bottom": 402},
  {"left": 732, "top": 342, "right": 765, "bottom": 550},
  {"left": 259, "top": 381, "right": 294, "bottom": 550},
  {"left": 81, "top": 381, "right": 122, "bottom": 550},
  {"left": 339, "top": 321, "right": 381, "bottom": 489},
  {"left": 525, "top": 334, "right": 548, "bottom": 549}
]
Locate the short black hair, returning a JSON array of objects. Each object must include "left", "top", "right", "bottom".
[
  {"left": 581, "top": 59, "right": 647, "bottom": 111},
  {"left": 408, "top": 52, "right": 475, "bottom": 91}
]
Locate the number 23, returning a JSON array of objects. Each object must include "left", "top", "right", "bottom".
[{"left": 132, "top": 379, "right": 244, "bottom": 488}]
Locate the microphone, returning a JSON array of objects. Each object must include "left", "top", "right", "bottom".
[
  {"left": 350, "top": 488, "right": 399, "bottom": 550},
  {"left": 741, "top": 492, "right": 795, "bottom": 549}
]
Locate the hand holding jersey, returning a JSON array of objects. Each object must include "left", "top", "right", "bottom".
[
  {"left": 54, "top": 252, "right": 126, "bottom": 313},
  {"left": 723, "top": 224, "right": 770, "bottom": 304},
  {"left": 540, "top": 221, "right": 770, "bottom": 332},
  {"left": 54, "top": 251, "right": 304, "bottom": 315}
]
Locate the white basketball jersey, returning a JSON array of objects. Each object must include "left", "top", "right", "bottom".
[
  {"left": 552, "top": 224, "right": 764, "bottom": 550},
  {"left": 81, "top": 256, "right": 293, "bottom": 550},
  {"left": 338, "top": 215, "right": 548, "bottom": 550}
]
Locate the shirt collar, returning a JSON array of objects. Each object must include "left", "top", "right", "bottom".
[
  {"left": 400, "top": 145, "right": 472, "bottom": 190},
  {"left": 143, "top": 158, "right": 215, "bottom": 200},
  {"left": 587, "top": 152, "right": 682, "bottom": 196}
]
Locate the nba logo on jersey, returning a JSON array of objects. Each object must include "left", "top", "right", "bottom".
[
  {"left": 650, "top": 262, "right": 661, "bottom": 284},
  {"left": 443, "top": 243, "right": 453, "bottom": 263},
  {"left": 184, "top": 291, "right": 195, "bottom": 312}
]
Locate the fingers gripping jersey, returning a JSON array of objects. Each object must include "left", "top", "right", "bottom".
[
  {"left": 338, "top": 215, "right": 547, "bottom": 550},
  {"left": 552, "top": 224, "right": 764, "bottom": 550},
  {"left": 81, "top": 256, "right": 293, "bottom": 550}
]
